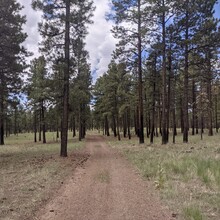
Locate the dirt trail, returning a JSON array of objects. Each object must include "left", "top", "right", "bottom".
[{"left": 35, "top": 135, "right": 172, "bottom": 220}]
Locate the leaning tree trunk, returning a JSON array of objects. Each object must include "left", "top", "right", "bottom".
[{"left": 60, "top": 0, "right": 70, "bottom": 157}]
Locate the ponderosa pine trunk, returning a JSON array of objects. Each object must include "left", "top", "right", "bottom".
[
  {"left": 0, "top": 92, "right": 4, "bottom": 145},
  {"left": 137, "top": 0, "right": 144, "bottom": 144},
  {"left": 127, "top": 108, "right": 131, "bottom": 139},
  {"left": 183, "top": 0, "right": 189, "bottom": 143},
  {"left": 41, "top": 100, "right": 46, "bottom": 143},
  {"left": 150, "top": 54, "right": 156, "bottom": 144},
  {"left": 105, "top": 115, "right": 110, "bottom": 136},
  {"left": 72, "top": 116, "right": 76, "bottom": 137},
  {"left": 34, "top": 109, "right": 37, "bottom": 143},
  {"left": 60, "top": 0, "right": 70, "bottom": 157},
  {"left": 206, "top": 51, "right": 213, "bottom": 136},
  {"left": 112, "top": 115, "right": 117, "bottom": 137},
  {"left": 116, "top": 114, "right": 121, "bottom": 141},
  {"left": 14, "top": 106, "right": 17, "bottom": 135},
  {"left": 161, "top": 0, "right": 168, "bottom": 144},
  {"left": 192, "top": 78, "right": 196, "bottom": 135},
  {"left": 79, "top": 105, "right": 82, "bottom": 141},
  {"left": 123, "top": 114, "right": 127, "bottom": 138},
  {"left": 39, "top": 109, "right": 42, "bottom": 142},
  {"left": 215, "top": 94, "right": 218, "bottom": 133}
]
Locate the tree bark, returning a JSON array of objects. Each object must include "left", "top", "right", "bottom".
[
  {"left": 34, "top": 109, "right": 37, "bottom": 143},
  {"left": 0, "top": 93, "right": 4, "bottom": 145},
  {"left": 60, "top": 0, "right": 70, "bottom": 157},
  {"left": 183, "top": 0, "right": 189, "bottom": 143},
  {"left": 39, "top": 109, "right": 42, "bottom": 142},
  {"left": 215, "top": 94, "right": 218, "bottom": 133},
  {"left": 206, "top": 51, "right": 213, "bottom": 136},
  {"left": 127, "top": 108, "right": 131, "bottom": 139},
  {"left": 150, "top": 54, "right": 156, "bottom": 144},
  {"left": 137, "top": 0, "right": 144, "bottom": 144},
  {"left": 192, "top": 78, "right": 196, "bottom": 135},
  {"left": 41, "top": 100, "right": 46, "bottom": 143},
  {"left": 105, "top": 115, "right": 110, "bottom": 136},
  {"left": 0, "top": 73, "right": 5, "bottom": 145},
  {"left": 161, "top": 0, "right": 168, "bottom": 144}
]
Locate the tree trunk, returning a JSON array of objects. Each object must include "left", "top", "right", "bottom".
[
  {"left": 183, "top": 0, "right": 189, "bottom": 143},
  {"left": 167, "top": 51, "right": 172, "bottom": 142},
  {"left": 39, "top": 109, "right": 42, "bottom": 142},
  {"left": 34, "top": 110, "right": 37, "bottom": 143},
  {"left": 105, "top": 115, "right": 110, "bottom": 136},
  {"left": 79, "top": 105, "right": 82, "bottom": 141},
  {"left": 150, "top": 55, "right": 156, "bottom": 144},
  {"left": 41, "top": 100, "right": 46, "bottom": 143},
  {"left": 215, "top": 94, "right": 218, "bottom": 133},
  {"left": 116, "top": 114, "right": 121, "bottom": 141},
  {"left": 137, "top": 0, "right": 144, "bottom": 144},
  {"left": 206, "top": 51, "right": 213, "bottom": 136},
  {"left": 60, "top": 0, "right": 70, "bottom": 157},
  {"left": 72, "top": 116, "right": 76, "bottom": 137},
  {"left": 0, "top": 93, "right": 4, "bottom": 145},
  {"left": 112, "top": 115, "right": 117, "bottom": 137},
  {"left": 127, "top": 108, "right": 131, "bottom": 139},
  {"left": 161, "top": 0, "right": 168, "bottom": 144},
  {"left": 192, "top": 78, "right": 196, "bottom": 135},
  {"left": 14, "top": 106, "right": 17, "bottom": 135},
  {"left": 123, "top": 114, "right": 127, "bottom": 138}
]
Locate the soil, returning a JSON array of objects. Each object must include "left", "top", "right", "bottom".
[{"left": 34, "top": 135, "right": 173, "bottom": 220}]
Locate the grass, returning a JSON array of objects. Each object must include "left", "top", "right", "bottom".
[
  {"left": 0, "top": 132, "right": 85, "bottom": 220},
  {"left": 183, "top": 205, "right": 204, "bottom": 220},
  {"left": 108, "top": 130, "right": 220, "bottom": 220}
]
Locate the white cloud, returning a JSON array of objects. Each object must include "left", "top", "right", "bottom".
[
  {"left": 18, "top": 0, "right": 42, "bottom": 62},
  {"left": 17, "top": 0, "right": 116, "bottom": 79},
  {"left": 85, "top": 0, "right": 117, "bottom": 80}
]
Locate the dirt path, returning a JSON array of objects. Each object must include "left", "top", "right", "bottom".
[{"left": 35, "top": 135, "right": 172, "bottom": 220}]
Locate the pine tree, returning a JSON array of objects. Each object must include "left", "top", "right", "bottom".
[
  {"left": 0, "top": 0, "right": 27, "bottom": 145},
  {"left": 32, "top": 0, "right": 94, "bottom": 156}
]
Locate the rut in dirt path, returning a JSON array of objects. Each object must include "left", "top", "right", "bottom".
[{"left": 35, "top": 135, "right": 172, "bottom": 220}]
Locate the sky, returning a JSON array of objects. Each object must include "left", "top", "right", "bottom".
[
  {"left": 18, "top": 0, "right": 116, "bottom": 82},
  {"left": 18, "top": 0, "right": 219, "bottom": 82}
]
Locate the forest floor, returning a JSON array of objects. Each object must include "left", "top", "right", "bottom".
[{"left": 34, "top": 135, "right": 172, "bottom": 220}]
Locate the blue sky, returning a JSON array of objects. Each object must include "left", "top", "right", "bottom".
[{"left": 214, "top": 1, "right": 220, "bottom": 18}]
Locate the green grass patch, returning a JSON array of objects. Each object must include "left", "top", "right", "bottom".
[{"left": 183, "top": 205, "right": 204, "bottom": 220}]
